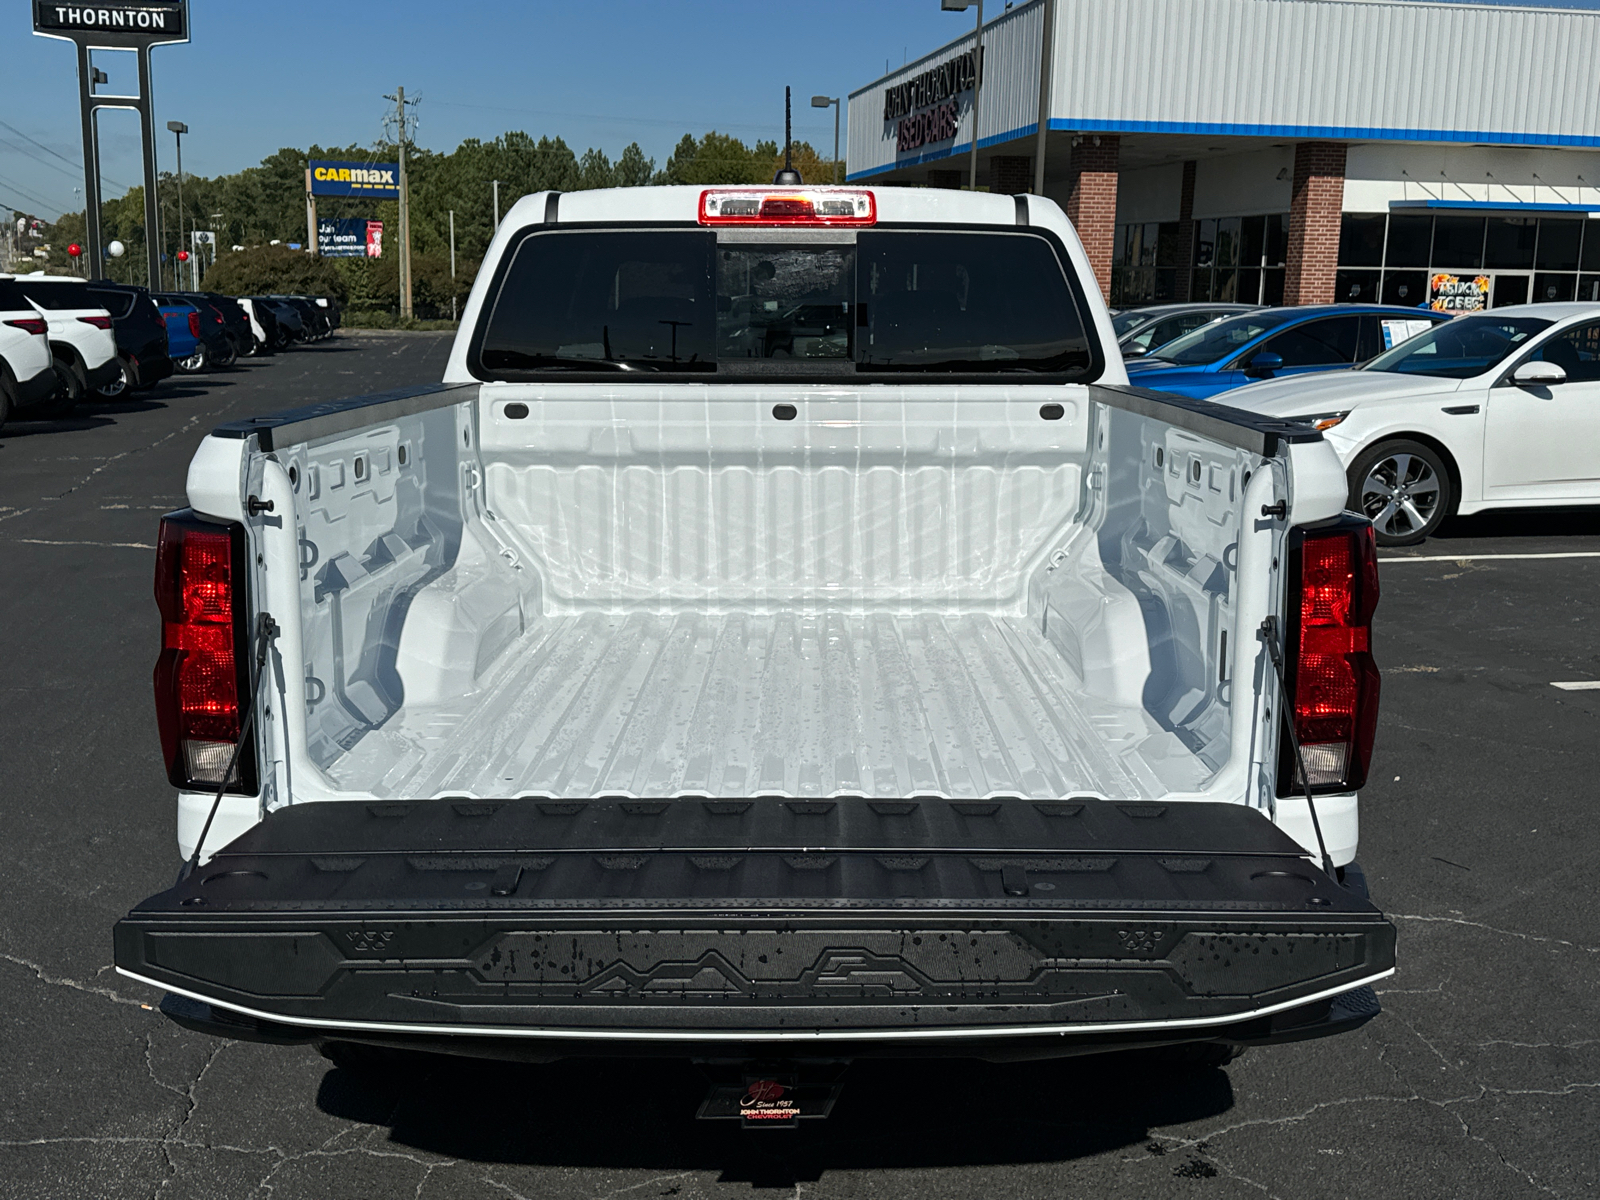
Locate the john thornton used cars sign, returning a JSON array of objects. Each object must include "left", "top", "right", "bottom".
[
  {"left": 33, "top": 2, "right": 186, "bottom": 38},
  {"left": 883, "top": 47, "right": 979, "bottom": 155}
]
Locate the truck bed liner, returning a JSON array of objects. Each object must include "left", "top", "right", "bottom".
[
  {"left": 332, "top": 612, "right": 1194, "bottom": 801},
  {"left": 116, "top": 798, "right": 1395, "bottom": 1046}
]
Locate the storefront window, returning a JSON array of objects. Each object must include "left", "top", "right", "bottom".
[
  {"left": 1110, "top": 220, "right": 1185, "bottom": 306},
  {"left": 1431, "top": 216, "right": 1485, "bottom": 270},
  {"left": 1535, "top": 220, "right": 1581, "bottom": 271},
  {"left": 1382, "top": 271, "right": 1427, "bottom": 307},
  {"left": 1485, "top": 218, "right": 1537, "bottom": 269},
  {"left": 1582, "top": 222, "right": 1600, "bottom": 272},
  {"left": 1338, "top": 215, "right": 1386, "bottom": 267},
  {"left": 1387, "top": 215, "right": 1433, "bottom": 267},
  {"left": 1533, "top": 273, "right": 1576, "bottom": 303},
  {"left": 1336, "top": 269, "right": 1380, "bottom": 304}
]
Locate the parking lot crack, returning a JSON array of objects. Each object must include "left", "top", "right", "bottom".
[
  {"left": 1392, "top": 913, "right": 1600, "bottom": 954},
  {"left": 0, "top": 951, "right": 145, "bottom": 1006}
]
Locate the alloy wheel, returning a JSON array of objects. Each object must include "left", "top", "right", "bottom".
[{"left": 1360, "top": 452, "right": 1441, "bottom": 540}]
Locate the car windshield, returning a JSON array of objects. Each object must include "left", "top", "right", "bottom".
[
  {"left": 478, "top": 228, "right": 1094, "bottom": 377},
  {"left": 1362, "top": 315, "right": 1552, "bottom": 378},
  {"left": 1149, "top": 310, "right": 1298, "bottom": 365},
  {"left": 1110, "top": 310, "right": 1152, "bottom": 337}
]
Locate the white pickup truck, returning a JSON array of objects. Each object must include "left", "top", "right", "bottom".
[{"left": 116, "top": 185, "right": 1393, "bottom": 1096}]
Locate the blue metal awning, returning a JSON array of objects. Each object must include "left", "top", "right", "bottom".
[{"left": 1390, "top": 199, "right": 1600, "bottom": 216}]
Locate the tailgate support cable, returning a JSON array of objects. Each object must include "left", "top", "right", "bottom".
[
  {"left": 1259, "top": 615, "right": 1338, "bottom": 880},
  {"left": 186, "top": 612, "right": 280, "bottom": 873}
]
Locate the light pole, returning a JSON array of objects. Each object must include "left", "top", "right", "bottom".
[
  {"left": 167, "top": 120, "right": 186, "bottom": 289},
  {"left": 941, "top": 0, "right": 983, "bottom": 191},
  {"left": 448, "top": 208, "right": 457, "bottom": 322},
  {"left": 492, "top": 179, "right": 501, "bottom": 230},
  {"left": 811, "top": 95, "right": 840, "bottom": 184}
]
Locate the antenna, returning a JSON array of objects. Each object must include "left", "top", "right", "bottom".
[{"left": 773, "top": 86, "right": 803, "bottom": 185}]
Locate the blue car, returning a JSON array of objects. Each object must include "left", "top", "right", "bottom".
[{"left": 1123, "top": 305, "right": 1449, "bottom": 400}]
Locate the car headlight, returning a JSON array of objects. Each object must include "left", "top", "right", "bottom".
[{"left": 1301, "top": 411, "right": 1349, "bottom": 431}]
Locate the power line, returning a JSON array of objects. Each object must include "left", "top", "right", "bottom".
[
  {"left": 0, "top": 119, "right": 133, "bottom": 192},
  {"left": 0, "top": 171, "right": 68, "bottom": 216}
]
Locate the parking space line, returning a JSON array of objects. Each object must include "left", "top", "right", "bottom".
[
  {"left": 1379, "top": 552, "right": 1600, "bottom": 563},
  {"left": 1551, "top": 681, "right": 1600, "bottom": 691}
]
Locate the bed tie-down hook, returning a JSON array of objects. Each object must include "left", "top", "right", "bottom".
[{"left": 247, "top": 495, "right": 275, "bottom": 516}]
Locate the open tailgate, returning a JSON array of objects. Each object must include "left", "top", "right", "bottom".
[{"left": 116, "top": 797, "right": 1394, "bottom": 1050}]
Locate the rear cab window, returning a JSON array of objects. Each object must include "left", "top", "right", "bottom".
[
  {"left": 0, "top": 279, "right": 29, "bottom": 312},
  {"left": 471, "top": 226, "right": 1101, "bottom": 382}
]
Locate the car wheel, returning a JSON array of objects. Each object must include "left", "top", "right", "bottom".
[
  {"left": 0, "top": 364, "right": 14, "bottom": 431},
  {"left": 176, "top": 343, "right": 209, "bottom": 373},
  {"left": 37, "top": 361, "right": 84, "bottom": 416},
  {"left": 214, "top": 340, "right": 237, "bottom": 368},
  {"left": 1349, "top": 439, "right": 1453, "bottom": 546},
  {"left": 94, "top": 358, "right": 134, "bottom": 399}
]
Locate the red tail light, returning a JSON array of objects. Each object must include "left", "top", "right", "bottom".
[
  {"left": 4, "top": 317, "right": 48, "bottom": 335},
  {"left": 187, "top": 311, "right": 201, "bottom": 338},
  {"left": 77, "top": 314, "right": 114, "bottom": 329},
  {"left": 1279, "top": 518, "right": 1381, "bottom": 795},
  {"left": 153, "top": 511, "right": 255, "bottom": 792}
]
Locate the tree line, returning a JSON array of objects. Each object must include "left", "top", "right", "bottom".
[{"left": 34, "top": 130, "right": 840, "bottom": 319}]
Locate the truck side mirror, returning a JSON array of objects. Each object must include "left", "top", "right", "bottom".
[
  {"left": 1512, "top": 359, "right": 1566, "bottom": 387},
  {"left": 1245, "top": 351, "right": 1283, "bottom": 379}
]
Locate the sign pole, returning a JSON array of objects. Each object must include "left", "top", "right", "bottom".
[
  {"left": 72, "top": 43, "right": 105, "bottom": 277},
  {"left": 397, "top": 86, "right": 412, "bottom": 320},
  {"left": 305, "top": 167, "right": 317, "bottom": 257},
  {"left": 1032, "top": 0, "right": 1054, "bottom": 196}
]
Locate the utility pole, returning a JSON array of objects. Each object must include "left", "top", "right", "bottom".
[
  {"left": 492, "top": 179, "right": 500, "bottom": 231},
  {"left": 385, "top": 85, "right": 414, "bottom": 320},
  {"left": 448, "top": 208, "right": 456, "bottom": 322}
]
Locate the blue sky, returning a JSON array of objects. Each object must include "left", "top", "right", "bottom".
[
  {"left": 4, "top": 0, "right": 1599, "bottom": 220},
  {"left": 2, "top": 0, "right": 978, "bottom": 219}
]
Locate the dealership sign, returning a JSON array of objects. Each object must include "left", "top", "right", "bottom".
[
  {"left": 1430, "top": 272, "right": 1489, "bottom": 312},
  {"left": 33, "top": 1, "right": 185, "bottom": 40},
  {"left": 883, "top": 47, "right": 979, "bottom": 154},
  {"left": 308, "top": 161, "right": 400, "bottom": 199}
]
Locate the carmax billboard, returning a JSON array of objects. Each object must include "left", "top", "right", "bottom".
[{"left": 309, "top": 160, "right": 399, "bottom": 198}]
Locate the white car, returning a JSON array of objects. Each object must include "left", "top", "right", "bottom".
[
  {"left": 0, "top": 275, "right": 57, "bottom": 424},
  {"left": 6, "top": 272, "right": 120, "bottom": 410},
  {"left": 1219, "top": 304, "right": 1600, "bottom": 544}
]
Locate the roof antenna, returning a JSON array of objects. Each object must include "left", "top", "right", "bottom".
[{"left": 774, "top": 86, "right": 803, "bottom": 185}]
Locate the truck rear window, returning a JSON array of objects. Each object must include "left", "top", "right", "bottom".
[
  {"left": 476, "top": 229, "right": 1095, "bottom": 379},
  {"left": 88, "top": 287, "right": 136, "bottom": 319}
]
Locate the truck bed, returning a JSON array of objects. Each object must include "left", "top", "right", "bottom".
[{"left": 331, "top": 611, "right": 1198, "bottom": 801}]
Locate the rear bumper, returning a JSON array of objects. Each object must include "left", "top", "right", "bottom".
[
  {"left": 11, "top": 363, "right": 59, "bottom": 407},
  {"left": 114, "top": 798, "right": 1395, "bottom": 1054},
  {"left": 84, "top": 357, "right": 122, "bottom": 389}
]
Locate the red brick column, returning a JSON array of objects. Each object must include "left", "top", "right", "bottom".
[
  {"left": 1284, "top": 142, "right": 1347, "bottom": 306},
  {"left": 1173, "top": 159, "right": 1197, "bottom": 301},
  {"left": 989, "top": 155, "right": 1033, "bottom": 195},
  {"left": 1065, "top": 135, "right": 1120, "bottom": 303}
]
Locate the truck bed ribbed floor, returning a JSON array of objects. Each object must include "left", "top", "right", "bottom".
[{"left": 330, "top": 612, "right": 1197, "bottom": 800}]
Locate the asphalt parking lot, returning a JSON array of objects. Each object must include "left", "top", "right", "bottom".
[{"left": 1, "top": 333, "right": 1596, "bottom": 1199}]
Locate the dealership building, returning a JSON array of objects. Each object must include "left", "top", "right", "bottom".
[{"left": 847, "top": 0, "right": 1600, "bottom": 311}]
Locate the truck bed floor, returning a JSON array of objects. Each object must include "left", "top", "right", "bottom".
[{"left": 331, "top": 612, "right": 1197, "bottom": 801}]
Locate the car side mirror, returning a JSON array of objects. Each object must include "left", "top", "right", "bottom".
[
  {"left": 1122, "top": 343, "right": 1149, "bottom": 358},
  {"left": 1512, "top": 359, "right": 1566, "bottom": 387},
  {"left": 1245, "top": 351, "right": 1283, "bottom": 378}
]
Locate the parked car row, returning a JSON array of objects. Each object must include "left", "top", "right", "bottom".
[
  {"left": 0, "top": 273, "right": 341, "bottom": 427},
  {"left": 1113, "top": 297, "right": 1600, "bottom": 546}
]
